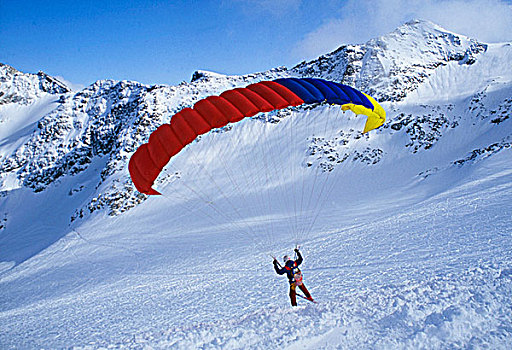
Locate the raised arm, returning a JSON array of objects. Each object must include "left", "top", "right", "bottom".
[
  {"left": 273, "top": 259, "right": 286, "bottom": 275},
  {"left": 295, "top": 249, "right": 303, "bottom": 266}
]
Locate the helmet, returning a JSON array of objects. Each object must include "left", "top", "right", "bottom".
[{"left": 283, "top": 255, "right": 291, "bottom": 263}]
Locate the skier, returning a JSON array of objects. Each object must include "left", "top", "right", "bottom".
[{"left": 273, "top": 247, "right": 314, "bottom": 306}]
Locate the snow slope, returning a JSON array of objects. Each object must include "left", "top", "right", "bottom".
[{"left": 1, "top": 20, "right": 511, "bottom": 349}]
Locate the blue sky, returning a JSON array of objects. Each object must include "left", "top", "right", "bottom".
[{"left": 1, "top": 0, "right": 511, "bottom": 88}]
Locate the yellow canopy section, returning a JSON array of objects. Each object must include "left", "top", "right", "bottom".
[{"left": 341, "top": 92, "right": 386, "bottom": 133}]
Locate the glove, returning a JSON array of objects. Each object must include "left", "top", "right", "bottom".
[
  {"left": 273, "top": 258, "right": 278, "bottom": 264},
  {"left": 294, "top": 248, "right": 299, "bottom": 253}
]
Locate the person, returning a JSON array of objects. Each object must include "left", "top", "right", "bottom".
[{"left": 273, "top": 248, "right": 314, "bottom": 306}]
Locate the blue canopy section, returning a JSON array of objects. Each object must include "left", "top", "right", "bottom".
[{"left": 273, "top": 78, "right": 373, "bottom": 110}]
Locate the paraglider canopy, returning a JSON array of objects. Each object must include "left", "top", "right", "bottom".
[{"left": 129, "top": 77, "right": 386, "bottom": 196}]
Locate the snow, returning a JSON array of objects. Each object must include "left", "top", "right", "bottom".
[
  {"left": 0, "top": 94, "right": 59, "bottom": 142},
  {"left": 2, "top": 160, "right": 511, "bottom": 348},
  {"left": 0, "top": 94, "right": 63, "bottom": 192},
  {"left": 406, "top": 43, "right": 512, "bottom": 103},
  {"left": 1, "top": 21, "right": 512, "bottom": 349}
]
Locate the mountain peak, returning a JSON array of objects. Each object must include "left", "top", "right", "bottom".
[
  {"left": 0, "top": 63, "right": 70, "bottom": 105},
  {"left": 379, "top": 18, "right": 477, "bottom": 46},
  {"left": 293, "top": 18, "right": 487, "bottom": 102},
  {"left": 394, "top": 19, "right": 485, "bottom": 43},
  {"left": 399, "top": 18, "right": 448, "bottom": 33},
  {"left": 190, "top": 70, "right": 228, "bottom": 82}
]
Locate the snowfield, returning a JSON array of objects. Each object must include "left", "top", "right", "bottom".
[
  {"left": 1, "top": 20, "right": 511, "bottom": 349},
  {"left": 2, "top": 152, "right": 511, "bottom": 349}
]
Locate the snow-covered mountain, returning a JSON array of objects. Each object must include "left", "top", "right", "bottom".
[{"left": 1, "top": 19, "right": 511, "bottom": 349}]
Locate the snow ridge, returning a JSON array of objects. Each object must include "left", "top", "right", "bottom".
[
  {"left": 293, "top": 20, "right": 488, "bottom": 102},
  {"left": 0, "top": 63, "right": 70, "bottom": 105}
]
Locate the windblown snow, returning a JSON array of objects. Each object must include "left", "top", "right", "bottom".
[{"left": 1, "top": 20, "right": 511, "bottom": 349}]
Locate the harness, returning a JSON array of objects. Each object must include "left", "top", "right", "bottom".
[{"left": 285, "top": 261, "right": 303, "bottom": 285}]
